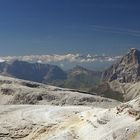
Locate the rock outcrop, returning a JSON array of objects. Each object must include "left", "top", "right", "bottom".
[
  {"left": 0, "top": 75, "right": 119, "bottom": 107},
  {"left": 102, "top": 48, "right": 140, "bottom": 83},
  {"left": 102, "top": 48, "right": 140, "bottom": 101},
  {"left": 61, "top": 65, "right": 102, "bottom": 90},
  {"left": 0, "top": 97, "right": 140, "bottom": 140}
]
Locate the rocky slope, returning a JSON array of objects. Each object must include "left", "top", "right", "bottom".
[
  {"left": 0, "top": 97, "right": 140, "bottom": 140},
  {"left": 103, "top": 48, "right": 140, "bottom": 83},
  {"left": 53, "top": 65, "right": 102, "bottom": 91},
  {"left": 0, "top": 75, "right": 119, "bottom": 107},
  {"left": 102, "top": 48, "right": 140, "bottom": 101}
]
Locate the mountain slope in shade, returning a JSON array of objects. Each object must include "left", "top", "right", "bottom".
[
  {"left": 102, "top": 48, "right": 140, "bottom": 101},
  {"left": 0, "top": 60, "right": 102, "bottom": 92},
  {"left": 61, "top": 65, "right": 102, "bottom": 90},
  {"left": 0, "top": 60, "right": 67, "bottom": 83}
]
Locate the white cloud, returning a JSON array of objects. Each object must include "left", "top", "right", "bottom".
[
  {"left": 0, "top": 54, "right": 121, "bottom": 64},
  {"left": 37, "top": 60, "right": 42, "bottom": 63},
  {"left": 0, "top": 59, "right": 5, "bottom": 62},
  {"left": 91, "top": 25, "right": 140, "bottom": 38},
  {"left": 87, "top": 54, "right": 91, "bottom": 58}
]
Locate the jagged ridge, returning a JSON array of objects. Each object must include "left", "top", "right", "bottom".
[{"left": 102, "top": 48, "right": 140, "bottom": 83}]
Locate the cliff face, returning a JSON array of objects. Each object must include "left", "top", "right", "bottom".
[{"left": 102, "top": 48, "right": 140, "bottom": 83}]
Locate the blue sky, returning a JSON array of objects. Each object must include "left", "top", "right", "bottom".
[{"left": 0, "top": 0, "right": 140, "bottom": 56}]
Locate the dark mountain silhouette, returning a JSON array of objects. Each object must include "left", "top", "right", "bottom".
[{"left": 0, "top": 60, "right": 67, "bottom": 83}]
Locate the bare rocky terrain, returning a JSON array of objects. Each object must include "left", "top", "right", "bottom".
[
  {"left": 102, "top": 48, "right": 140, "bottom": 101},
  {"left": 0, "top": 75, "right": 119, "bottom": 108},
  {"left": 0, "top": 97, "right": 140, "bottom": 140},
  {"left": 0, "top": 75, "right": 122, "bottom": 140},
  {"left": 102, "top": 48, "right": 140, "bottom": 83},
  {"left": 0, "top": 73, "right": 140, "bottom": 140}
]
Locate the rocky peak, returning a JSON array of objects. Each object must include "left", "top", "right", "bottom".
[
  {"left": 69, "top": 65, "right": 90, "bottom": 76},
  {"left": 120, "top": 48, "right": 140, "bottom": 65},
  {"left": 72, "top": 65, "right": 87, "bottom": 71},
  {"left": 102, "top": 48, "right": 140, "bottom": 83}
]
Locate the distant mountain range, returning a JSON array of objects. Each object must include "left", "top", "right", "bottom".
[
  {"left": 0, "top": 60, "right": 67, "bottom": 83},
  {"left": 61, "top": 65, "right": 102, "bottom": 90},
  {"left": 0, "top": 60, "right": 102, "bottom": 91},
  {"left": 1, "top": 48, "right": 140, "bottom": 102}
]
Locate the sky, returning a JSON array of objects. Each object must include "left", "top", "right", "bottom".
[{"left": 0, "top": 0, "right": 140, "bottom": 56}]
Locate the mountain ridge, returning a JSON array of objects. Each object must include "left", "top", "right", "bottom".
[
  {"left": 0, "top": 60, "right": 102, "bottom": 92},
  {"left": 0, "top": 60, "right": 67, "bottom": 83},
  {"left": 102, "top": 48, "right": 140, "bottom": 83},
  {"left": 101, "top": 48, "right": 140, "bottom": 101}
]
